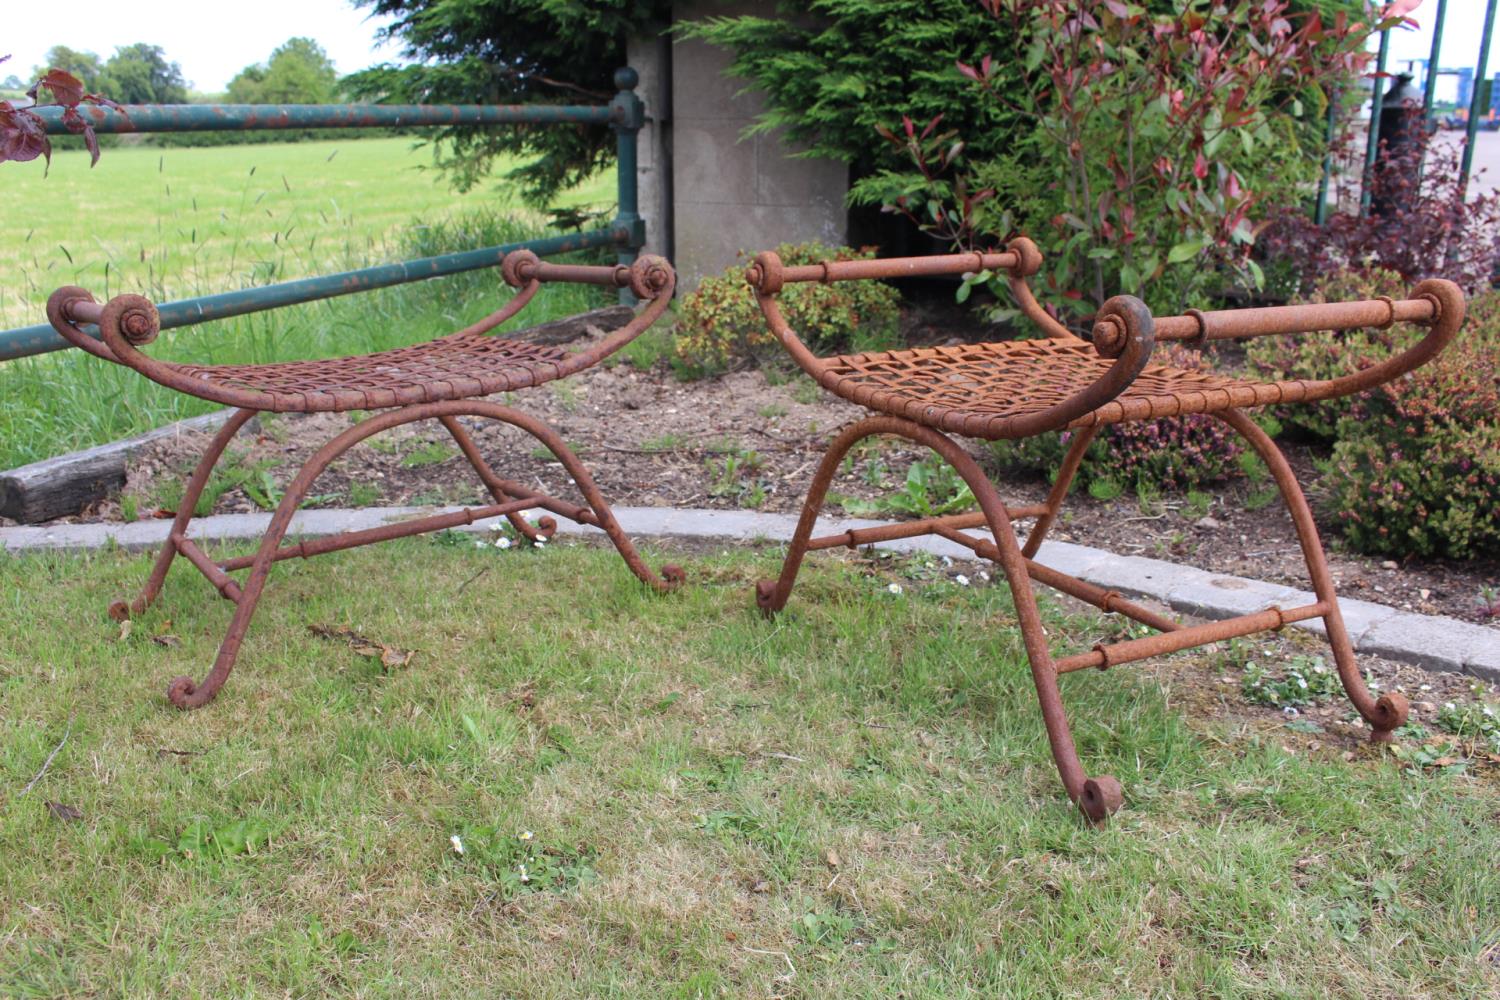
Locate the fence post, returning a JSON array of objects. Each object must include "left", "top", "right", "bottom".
[
  {"left": 611, "top": 67, "right": 646, "bottom": 305},
  {"left": 1460, "top": 0, "right": 1499, "bottom": 195},
  {"left": 1360, "top": 26, "right": 1391, "bottom": 217}
]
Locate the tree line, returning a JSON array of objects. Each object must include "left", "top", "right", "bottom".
[{"left": 19, "top": 38, "right": 355, "bottom": 147}]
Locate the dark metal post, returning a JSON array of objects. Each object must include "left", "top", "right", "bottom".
[
  {"left": 611, "top": 67, "right": 646, "bottom": 305},
  {"left": 1315, "top": 88, "right": 1339, "bottom": 224},
  {"left": 1422, "top": 0, "right": 1449, "bottom": 118},
  {"left": 1460, "top": 0, "right": 1499, "bottom": 194},
  {"left": 1361, "top": 27, "right": 1392, "bottom": 217}
]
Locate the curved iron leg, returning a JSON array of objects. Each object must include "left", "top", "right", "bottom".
[
  {"left": 111, "top": 408, "right": 258, "bottom": 622},
  {"left": 761, "top": 415, "right": 1121, "bottom": 822},
  {"left": 1215, "top": 408, "right": 1407, "bottom": 741},
  {"left": 754, "top": 417, "right": 885, "bottom": 615},
  {"left": 437, "top": 414, "right": 554, "bottom": 544},
  {"left": 509, "top": 407, "right": 683, "bottom": 592},
  {"left": 169, "top": 401, "right": 680, "bottom": 709},
  {"left": 1021, "top": 424, "right": 1099, "bottom": 558}
]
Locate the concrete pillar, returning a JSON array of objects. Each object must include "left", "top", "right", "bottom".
[
  {"left": 626, "top": 26, "right": 673, "bottom": 263},
  {"left": 655, "top": 1, "right": 849, "bottom": 290}
]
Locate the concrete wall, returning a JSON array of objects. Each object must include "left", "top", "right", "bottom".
[
  {"left": 626, "top": 27, "right": 673, "bottom": 263},
  {"left": 634, "top": 2, "right": 849, "bottom": 290}
]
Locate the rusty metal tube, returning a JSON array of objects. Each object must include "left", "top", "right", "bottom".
[
  {"left": 215, "top": 497, "right": 542, "bottom": 572},
  {"left": 1151, "top": 295, "right": 1435, "bottom": 342},
  {"left": 174, "top": 536, "right": 244, "bottom": 602},
  {"left": 1054, "top": 603, "right": 1327, "bottom": 674},
  {"left": 34, "top": 102, "right": 619, "bottom": 135},
  {"left": 800, "top": 507, "right": 1049, "bottom": 553}
]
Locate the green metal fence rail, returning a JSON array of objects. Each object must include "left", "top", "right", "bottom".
[{"left": 0, "top": 67, "right": 646, "bottom": 362}]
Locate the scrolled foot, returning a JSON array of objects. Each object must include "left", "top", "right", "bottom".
[
  {"left": 1080, "top": 776, "right": 1124, "bottom": 825},
  {"left": 108, "top": 600, "right": 132, "bottom": 622},
  {"left": 660, "top": 564, "right": 686, "bottom": 589},
  {"left": 535, "top": 516, "right": 558, "bottom": 540},
  {"left": 166, "top": 675, "right": 199, "bottom": 710},
  {"left": 755, "top": 579, "right": 781, "bottom": 616},
  {"left": 1369, "top": 692, "right": 1409, "bottom": 743}
]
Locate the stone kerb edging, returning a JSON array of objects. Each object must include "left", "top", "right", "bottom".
[{"left": 3, "top": 505, "right": 1496, "bottom": 683}]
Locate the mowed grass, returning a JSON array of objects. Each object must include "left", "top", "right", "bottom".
[
  {"left": 1, "top": 539, "right": 1496, "bottom": 997},
  {"left": 2, "top": 137, "right": 617, "bottom": 329},
  {"left": 0, "top": 139, "right": 622, "bottom": 469}
]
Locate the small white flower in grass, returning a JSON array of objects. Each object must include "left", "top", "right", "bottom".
[
  {"left": 978, "top": 571, "right": 990, "bottom": 582},
  {"left": 489, "top": 522, "right": 504, "bottom": 532},
  {"left": 495, "top": 536, "right": 512, "bottom": 550},
  {"left": 473, "top": 541, "right": 488, "bottom": 550},
  {"left": 1446, "top": 701, "right": 1457, "bottom": 710},
  {"left": 887, "top": 582, "right": 903, "bottom": 595},
  {"left": 517, "top": 864, "right": 530, "bottom": 884},
  {"left": 519, "top": 830, "right": 534, "bottom": 841},
  {"left": 450, "top": 834, "right": 465, "bottom": 855},
  {"left": 534, "top": 538, "right": 546, "bottom": 548},
  {"left": 955, "top": 574, "right": 970, "bottom": 587}
]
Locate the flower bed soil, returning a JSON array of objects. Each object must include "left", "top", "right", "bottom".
[{"left": 21, "top": 300, "right": 1498, "bottom": 633}]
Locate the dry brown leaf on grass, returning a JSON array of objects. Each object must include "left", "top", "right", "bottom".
[
  {"left": 308, "top": 624, "right": 416, "bottom": 669},
  {"left": 45, "top": 801, "right": 83, "bottom": 822}
]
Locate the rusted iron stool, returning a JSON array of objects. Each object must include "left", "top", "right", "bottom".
[
  {"left": 47, "top": 252, "right": 684, "bottom": 709},
  {"left": 745, "top": 240, "right": 1465, "bottom": 823}
]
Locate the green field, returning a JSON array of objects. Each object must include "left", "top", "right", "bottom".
[
  {"left": 0, "top": 139, "right": 621, "bottom": 469},
  {"left": 1, "top": 539, "right": 1496, "bottom": 996},
  {"left": 2, "top": 137, "right": 617, "bottom": 330}
]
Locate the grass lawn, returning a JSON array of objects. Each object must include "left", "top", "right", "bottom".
[
  {"left": 1, "top": 539, "right": 1496, "bottom": 997},
  {"left": 0, "top": 139, "right": 623, "bottom": 470},
  {"left": 2, "top": 137, "right": 618, "bottom": 330}
]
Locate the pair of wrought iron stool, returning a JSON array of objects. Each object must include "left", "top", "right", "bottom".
[{"left": 48, "top": 241, "right": 1464, "bottom": 822}]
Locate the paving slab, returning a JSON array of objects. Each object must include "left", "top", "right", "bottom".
[
  {"left": 1464, "top": 643, "right": 1500, "bottom": 685},
  {"left": 1294, "top": 597, "right": 1400, "bottom": 645},
  {"left": 1166, "top": 575, "right": 1306, "bottom": 619},
  {"left": 1361, "top": 612, "right": 1500, "bottom": 676},
  {"left": 3, "top": 504, "right": 1496, "bottom": 682}
]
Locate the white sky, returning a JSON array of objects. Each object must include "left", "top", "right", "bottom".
[
  {"left": 2, "top": 0, "right": 1497, "bottom": 99},
  {"left": 1386, "top": 2, "right": 1494, "bottom": 76},
  {"left": 1, "top": 0, "right": 403, "bottom": 93}
]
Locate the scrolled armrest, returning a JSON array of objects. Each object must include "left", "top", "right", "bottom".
[
  {"left": 1150, "top": 277, "right": 1465, "bottom": 403},
  {"left": 47, "top": 286, "right": 163, "bottom": 374},
  {"left": 985, "top": 293, "right": 1156, "bottom": 439},
  {"left": 551, "top": 254, "right": 677, "bottom": 378}
]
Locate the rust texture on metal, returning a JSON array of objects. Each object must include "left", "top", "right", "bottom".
[
  {"left": 52, "top": 256, "right": 684, "bottom": 711},
  {"left": 32, "top": 102, "right": 621, "bottom": 136},
  {"left": 747, "top": 241, "right": 1464, "bottom": 824}
]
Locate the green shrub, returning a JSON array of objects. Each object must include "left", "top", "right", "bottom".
[
  {"left": 1320, "top": 294, "right": 1500, "bottom": 559},
  {"left": 1246, "top": 267, "right": 1500, "bottom": 559},
  {"left": 674, "top": 242, "right": 901, "bottom": 376},
  {"left": 1244, "top": 268, "right": 1409, "bottom": 440},
  {"left": 987, "top": 345, "right": 1245, "bottom": 493}
]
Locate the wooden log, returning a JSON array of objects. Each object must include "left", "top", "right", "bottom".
[
  {"left": 505, "top": 304, "right": 635, "bottom": 346},
  {"left": 0, "top": 410, "right": 240, "bottom": 525}
]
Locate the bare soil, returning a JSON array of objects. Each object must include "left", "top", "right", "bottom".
[{"left": 40, "top": 304, "right": 1500, "bottom": 633}]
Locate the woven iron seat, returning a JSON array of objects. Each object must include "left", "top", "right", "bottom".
[
  {"left": 821, "top": 338, "right": 1320, "bottom": 438},
  {"left": 745, "top": 238, "right": 1465, "bottom": 825},
  {"left": 165, "top": 333, "right": 570, "bottom": 412},
  {"left": 47, "top": 250, "right": 685, "bottom": 711}
]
